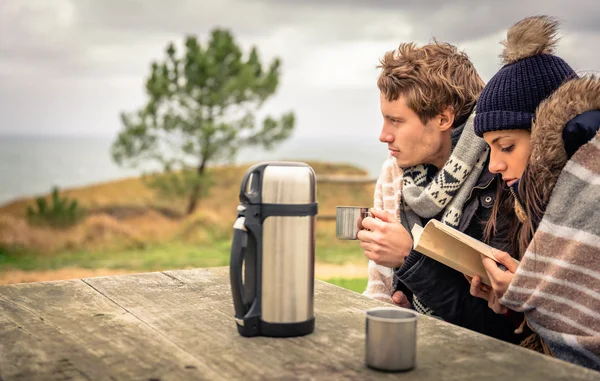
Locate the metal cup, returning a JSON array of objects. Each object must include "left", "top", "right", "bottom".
[
  {"left": 365, "top": 307, "right": 419, "bottom": 372},
  {"left": 335, "top": 206, "right": 370, "bottom": 240}
]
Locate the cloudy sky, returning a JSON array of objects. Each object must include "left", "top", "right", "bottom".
[{"left": 1, "top": 0, "right": 599, "bottom": 141}]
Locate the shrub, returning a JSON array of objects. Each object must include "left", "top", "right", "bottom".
[{"left": 26, "top": 186, "right": 84, "bottom": 228}]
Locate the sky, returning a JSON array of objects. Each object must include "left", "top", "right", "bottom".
[{"left": 1, "top": 0, "right": 599, "bottom": 141}]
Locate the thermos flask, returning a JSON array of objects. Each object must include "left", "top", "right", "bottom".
[{"left": 230, "top": 161, "right": 318, "bottom": 337}]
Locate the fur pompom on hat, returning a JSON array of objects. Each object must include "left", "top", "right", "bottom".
[
  {"left": 501, "top": 16, "right": 560, "bottom": 64},
  {"left": 474, "top": 15, "right": 577, "bottom": 137}
]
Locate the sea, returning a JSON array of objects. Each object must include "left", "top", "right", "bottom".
[{"left": 0, "top": 134, "right": 389, "bottom": 205}]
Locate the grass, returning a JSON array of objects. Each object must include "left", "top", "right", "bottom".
[
  {"left": 0, "top": 242, "right": 226, "bottom": 272},
  {"left": 0, "top": 244, "right": 369, "bottom": 294},
  {"left": 0, "top": 243, "right": 368, "bottom": 294},
  {"left": 0, "top": 161, "right": 374, "bottom": 288},
  {"left": 315, "top": 221, "right": 366, "bottom": 264},
  {"left": 323, "top": 277, "right": 368, "bottom": 293},
  {"left": 0, "top": 238, "right": 366, "bottom": 273}
]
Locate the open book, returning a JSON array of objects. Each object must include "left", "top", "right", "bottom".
[{"left": 411, "top": 220, "right": 518, "bottom": 287}]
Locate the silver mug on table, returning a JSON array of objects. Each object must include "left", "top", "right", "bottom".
[
  {"left": 365, "top": 307, "right": 419, "bottom": 372},
  {"left": 335, "top": 206, "right": 370, "bottom": 240}
]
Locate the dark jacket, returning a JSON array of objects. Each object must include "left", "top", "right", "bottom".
[{"left": 394, "top": 155, "right": 526, "bottom": 344}]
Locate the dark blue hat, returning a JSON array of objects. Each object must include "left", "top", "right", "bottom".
[{"left": 474, "top": 16, "right": 578, "bottom": 137}]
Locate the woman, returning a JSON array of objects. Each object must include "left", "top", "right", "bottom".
[{"left": 471, "top": 15, "right": 600, "bottom": 371}]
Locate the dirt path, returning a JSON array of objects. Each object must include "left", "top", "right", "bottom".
[
  {"left": 0, "top": 263, "right": 368, "bottom": 285},
  {"left": 314, "top": 263, "right": 368, "bottom": 278},
  {"left": 0, "top": 268, "right": 139, "bottom": 284}
]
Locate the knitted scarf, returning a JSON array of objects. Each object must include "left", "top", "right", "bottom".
[{"left": 399, "top": 112, "right": 489, "bottom": 234}]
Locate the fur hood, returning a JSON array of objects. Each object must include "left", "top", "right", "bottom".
[{"left": 526, "top": 75, "right": 600, "bottom": 206}]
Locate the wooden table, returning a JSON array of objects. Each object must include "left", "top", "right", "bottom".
[{"left": 1, "top": 267, "right": 598, "bottom": 380}]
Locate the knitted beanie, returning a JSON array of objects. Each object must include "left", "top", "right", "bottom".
[{"left": 474, "top": 16, "right": 578, "bottom": 137}]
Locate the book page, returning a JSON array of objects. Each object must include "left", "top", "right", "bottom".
[
  {"left": 428, "top": 220, "right": 497, "bottom": 261},
  {"left": 411, "top": 224, "right": 424, "bottom": 244},
  {"left": 413, "top": 224, "right": 492, "bottom": 285},
  {"left": 411, "top": 219, "right": 519, "bottom": 287}
]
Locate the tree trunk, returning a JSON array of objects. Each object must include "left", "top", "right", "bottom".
[{"left": 186, "top": 159, "right": 207, "bottom": 215}]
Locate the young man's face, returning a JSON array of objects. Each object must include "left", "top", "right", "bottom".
[{"left": 379, "top": 93, "right": 450, "bottom": 169}]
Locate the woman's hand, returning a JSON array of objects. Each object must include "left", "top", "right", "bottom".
[
  {"left": 392, "top": 291, "right": 412, "bottom": 308},
  {"left": 482, "top": 249, "right": 519, "bottom": 300},
  {"left": 465, "top": 274, "right": 507, "bottom": 314}
]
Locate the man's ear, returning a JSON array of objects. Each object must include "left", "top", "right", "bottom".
[{"left": 439, "top": 106, "right": 455, "bottom": 132}]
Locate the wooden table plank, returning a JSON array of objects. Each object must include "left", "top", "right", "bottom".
[
  {"left": 1, "top": 267, "right": 599, "bottom": 380},
  {"left": 82, "top": 268, "right": 373, "bottom": 380},
  {"left": 0, "top": 278, "right": 223, "bottom": 381},
  {"left": 86, "top": 267, "right": 599, "bottom": 380}
]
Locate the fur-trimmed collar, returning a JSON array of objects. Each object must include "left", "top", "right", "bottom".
[{"left": 526, "top": 75, "right": 600, "bottom": 206}]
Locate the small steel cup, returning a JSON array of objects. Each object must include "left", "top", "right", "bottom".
[
  {"left": 365, "top": 307, "right": 419, "bottom": 372},
  {"left": 336, "top": 206, "right": 370, "bottom": 240}
]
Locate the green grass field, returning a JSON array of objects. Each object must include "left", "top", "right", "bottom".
[
  {"left": 0, "top": 243, "right": 368, "bottom": 293},
  {"left": 0, "top": 161, "right": 374, "bottom": 293},
  {"left": 323, "top": 277, "right": 368, "bottom": 293},
  {"left": 0, "top": 240, "right": 365, "bottom": 272}
]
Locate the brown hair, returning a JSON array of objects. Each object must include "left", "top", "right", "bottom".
[
  {"left": 483, "top": 168, "right": 545, "bottom": 259},
  {"left": 377, "top": 40, "right": 485, "bottom": 125},
  {"left": 516, "top": 165, "right": 546, "bottom": 256}
]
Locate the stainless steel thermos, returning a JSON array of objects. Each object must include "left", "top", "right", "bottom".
[{"left": 230, "top": 161, "right": 318, "bottom": 337}]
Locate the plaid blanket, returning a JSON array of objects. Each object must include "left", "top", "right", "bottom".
[{"left": 501, "top": 76, "right": 600, "bottom": 371}]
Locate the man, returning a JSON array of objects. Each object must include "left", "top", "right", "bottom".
[{"left": 360, "top": 41, "right": 524, "bottom": 343}]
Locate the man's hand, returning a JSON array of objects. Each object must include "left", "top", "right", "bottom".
[
  {"left": 392, "top": 291, "right": 411, "bottom": 308},
  {"left": 357, "top": 209, "right": 413, "bottom": 269},
  {"left": 465, "top": 274, "right": 507, "bottom": 314},
  {"left": 482, "top": 249, "right": 518, "bottom": 300}
]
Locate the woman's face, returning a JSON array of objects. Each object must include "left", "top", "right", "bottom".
[{"left": 483, "top": 129, "right": 532, "bottom": 187}]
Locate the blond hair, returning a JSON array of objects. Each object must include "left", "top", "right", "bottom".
[{"left": 377, "top": 41, "right": 484, "bottom": 125}]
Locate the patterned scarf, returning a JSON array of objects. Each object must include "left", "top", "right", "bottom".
[{"left": 399, "top": 112, "right": 489, "bottom": 234}]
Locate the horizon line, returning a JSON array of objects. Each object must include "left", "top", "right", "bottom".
[
  {"left": 0, "top": 132, "right": 117, "bottom": 138},
  {"left": 0, "top": 133, "right": 380, "bottom": 140}
]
